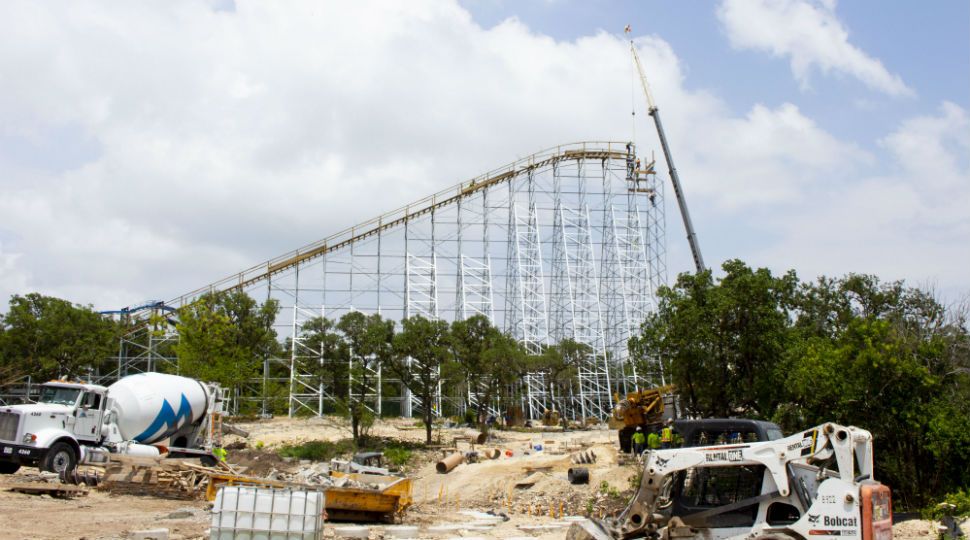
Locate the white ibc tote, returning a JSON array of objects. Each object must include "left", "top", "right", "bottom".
[{"left": 211, "top": 486, "right": 325, "bottom": 540}]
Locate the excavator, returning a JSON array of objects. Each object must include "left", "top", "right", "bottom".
[
  {"left": 613, "top": 385, "right": 678, "bottom": 452},
  {"left": 567, "top": 422, "right": 893, "bottom": 540}
]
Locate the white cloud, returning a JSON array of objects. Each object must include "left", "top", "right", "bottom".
[
  {"left": 717, "top": 0, "right": 914, "bottom": 97},
  {"left": 0, "top": 0, "right": 960, "bottom": 310},
  {"left": 0, "top": 242, "right": 31, "bottom": 306},
  {"left": 758, "top": 102, "right": 970, "bottom": 293}
]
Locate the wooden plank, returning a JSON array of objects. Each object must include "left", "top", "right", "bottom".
[{"left": 7, "top": 483, "right": 88, "bottom": 496}]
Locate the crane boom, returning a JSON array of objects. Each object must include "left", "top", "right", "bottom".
[{"left": 629, "top": 35, "right": 706, "bottom": 274}]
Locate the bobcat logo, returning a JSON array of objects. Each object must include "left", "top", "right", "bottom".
[
  {"left": 655, "top": 457, "right": 670, "bottom": 470},
  {"left": 807, "top": 514, "right": 820, "bottom": 525}
]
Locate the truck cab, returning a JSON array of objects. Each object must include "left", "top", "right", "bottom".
[{"left": 0, "top": 381, "right": 108, "bottom": 474}]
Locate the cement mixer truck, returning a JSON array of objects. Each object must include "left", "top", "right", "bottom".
[{"left": 0, "top": 372, "right": 226, "bottom": 475}]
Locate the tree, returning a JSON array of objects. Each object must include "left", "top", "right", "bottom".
[
  {"left": 337, "top": 311, "right": 394, "bottom": 443},
  {"left": 390, "top": 315, "right": 452, "bottom": 443},
  {"left": 631, "top": 263, "right": 970, "bottom": 509},
  {"left": 529, "top": 339, "right": 590, "bottom": 428},
  {"left": 295, "top": 317, "right": 349, "bottom": 404},
  {"left": 630, "top": 260, "right": 797, "bottom": 417},
  {"left": 174, "top": 291, "right": 280, "bottom": 398},
  {"left": 449, "top": 315, "right": 526, "bottom": 427},
  {"left": 0, "top": 293, "right": 119, "bottom": 380},
  {"left": 778, "top": 275, "right": 970, "bottom": 508}
]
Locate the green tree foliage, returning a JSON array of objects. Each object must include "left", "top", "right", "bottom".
[
  {"left": 631, "top": 260, "right": 797, "bottom": 417},
  {"left": 391, "top": 315, "right": 452, "bottom": 443},
  {"left": 632, "top": 262, "right": 970, "bottom": 508},
  {"left": 779, "top": 276, "right": 970, "bottom": 509},
  {"left": 529, "top": 338, "right": 591, "bottom": 427},
  {"left": 174, "top": 291, "right": 280, "bottom": 395},
  {"left": 449, "top": 315, "right": 526, "bottom": 427},
  {"left": 0, "top": 293, "right": 119, "bottom": 380},
  {"left": 296, "top": 317, "right": 349, "bottom": 403},
  {"left": 336, "top": 311, "right": 394, "bottom": 443}
]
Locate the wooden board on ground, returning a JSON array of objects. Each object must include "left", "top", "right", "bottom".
[{"left": 7, "top": 482, "right": 88, "bottom": 498}]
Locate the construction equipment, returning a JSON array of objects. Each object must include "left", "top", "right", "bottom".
[
  {"left": 613, "top": 385, "right": 677, "bottom": 452},
  {"left": 0, "top": 372, "right": 227, "bottom": 475},
  {"left": 626, "top": 26, "right": 705, "bottom": 274},
  {"left": 567, "top": 422, "right": 893, "bottom": 540}
]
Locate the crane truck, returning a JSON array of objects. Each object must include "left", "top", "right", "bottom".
[
  {"left": 0, "top": 372, "right": 225, "bottom": 475},
  {"left": 568, "top": 422, "right": 893, "bottom": 540}
]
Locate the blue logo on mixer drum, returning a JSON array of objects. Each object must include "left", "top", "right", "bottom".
[{"left": 134, "top": 394, "right": 194, "bottom": 442}]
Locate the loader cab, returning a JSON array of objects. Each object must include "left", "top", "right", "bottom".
[
  {"left": 659, "top": 419, "right": 787, "bottom": 529},
  {"left": 673, "top": 418, "right": 783, "bottom": 447}
]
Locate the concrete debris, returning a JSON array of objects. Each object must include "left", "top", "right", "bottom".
[
  {"left": 128, "top": 529, "right": 169, "bottom": 540},
  {"left": 274, "top": 466, "right": 382, "bottom": 490}
]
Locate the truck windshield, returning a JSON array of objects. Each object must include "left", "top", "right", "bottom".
[{"left": 38, "top": 387, "right": 81, "bottom": 406}]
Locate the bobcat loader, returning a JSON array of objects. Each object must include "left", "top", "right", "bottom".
[{"left": 568, "top": 422, "right": 892, "bottom": 540}]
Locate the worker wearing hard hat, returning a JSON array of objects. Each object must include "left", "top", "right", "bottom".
[
  {"left": 661, "top": 420, "right": 674, "bottom": 449},
  {"left": 632, "top": 426, "right": 647, "bottom": 456}
]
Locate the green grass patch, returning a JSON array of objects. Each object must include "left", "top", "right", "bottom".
[
  {"left": 383, "top": 445, "right": 413, "bottom": 468},
  {"left": 277, "top": 439, "right": 356, "bottom": 462}
]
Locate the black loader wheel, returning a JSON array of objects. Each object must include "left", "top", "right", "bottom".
[
  {"left": 0, "top": 461, "right": 20, "bottom": 474},
  {"left": 42, "top": 442, "right": 77, "bottom": 475}
]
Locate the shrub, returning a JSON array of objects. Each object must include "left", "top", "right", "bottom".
[
  {"left": 923, "top": 489, "right": 970, "bottom": 520},
  {"left": 277, "top": 439, "right": 356, "bottom": 462}
]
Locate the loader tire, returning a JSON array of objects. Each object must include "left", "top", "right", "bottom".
[
  {"left": 42, "top": 442, "right": 77, "bottom": 475},
  {"left": 0, "top": 461, "right": 20, "bottom": 474}
]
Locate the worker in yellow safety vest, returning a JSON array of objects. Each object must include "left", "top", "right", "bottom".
[
  {"left": 213, "top": 447, "right": 228, "bottom": 463},
  {"left": 632, "top": 427, "right": 647, "bottom": 455},
  {"left": 647, "top": 430, "right": 661, "bottom": 450},
  {"left": 661, "top": 421, "right": 673, "bottom": 449}
]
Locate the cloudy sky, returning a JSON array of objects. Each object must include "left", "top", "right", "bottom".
[{"left": 0, "top": 0, "right": 967, "bottom": 311}]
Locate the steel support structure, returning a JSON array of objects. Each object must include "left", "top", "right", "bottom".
[{"left": 99, "top": 142, "right": 666, "bottom": 420}]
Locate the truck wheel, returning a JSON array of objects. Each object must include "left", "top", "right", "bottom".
[
  {"left": 42, "top": 442, "right": 77, "bottom": 475},
  {"left": 0, "top": 461, "right": 20, "bottom": 474}
]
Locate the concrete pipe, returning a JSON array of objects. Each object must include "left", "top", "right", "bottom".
[
  {"left": 568, "top": 467, "right": 590, "bottom": 485},
  {"left": 465, "top": 430, "right": 487, "bottom": 444},
  {"left": 482, "top": 448, "right": 500, "bottom": 459},
  {"left": 436, "top": 452, "right": 465, "bottom": 474}
]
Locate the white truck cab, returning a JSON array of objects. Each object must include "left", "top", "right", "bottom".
[{"left": 0, "top": 381, "right": 108, "bottom": 474}]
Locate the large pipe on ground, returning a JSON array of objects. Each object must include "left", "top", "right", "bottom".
[
  {"left": 465, "top": 430, "right": 487, "bottom": 444},
  {"left": 436, "top": 452, "right": 464, "bottom": 474},
  {"left": 568, "top": 467, "right": 590, "bottom": 485},
  {"left": 481, "top": 448, "right": 500, "bottom": 459}
]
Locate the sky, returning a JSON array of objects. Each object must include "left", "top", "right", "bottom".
[{"left": 0, "top": 0, "right": 967, "bottom": 311}]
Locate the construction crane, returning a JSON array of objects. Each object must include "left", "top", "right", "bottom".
[{"left": 626, "top": 26, "right": 706, "bottom": 274}]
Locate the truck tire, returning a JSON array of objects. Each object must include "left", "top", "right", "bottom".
[
  {"left": 42, "top": 442, "right": 77, "bottom": 475},
  {"left": 0, "top": 461, "right": 20, "bottom": 474}
]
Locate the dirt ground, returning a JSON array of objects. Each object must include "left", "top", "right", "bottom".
[{"left": 0, "top": 417, "right": 965, "bottom": 540}]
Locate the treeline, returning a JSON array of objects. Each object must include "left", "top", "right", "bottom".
[
  {"left": 0, "top": 290, "right": 591, "bottom": 446},
  {"left": 2, "top": 260, "right": 967, "bottom": 508},
  {"left": 171, "top": 291, "right": 592, "bottom": 445},
  {"left": 630, "top": 259, "right": 970, "bottom": 509}
]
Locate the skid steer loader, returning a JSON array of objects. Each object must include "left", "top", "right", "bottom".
[{"left": 568, "top": 422, "right": 892, "bottom": 540}]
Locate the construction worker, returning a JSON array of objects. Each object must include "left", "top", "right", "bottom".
[
  {"left": 661, "top": 420, "right": 673, "bottom": 449},
  {"left": 213, "top": 447, "right": 228, "bottom": 463},
  {"left": 647, "top": 429, "right": 661, "bottom": 450},
  {"left": 632, "top": 426, "right": 647, "bottom": 456}
]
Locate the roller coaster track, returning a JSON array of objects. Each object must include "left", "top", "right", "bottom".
[{"left": 161, "top": 141, "right": 628, "bottom": 313}]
